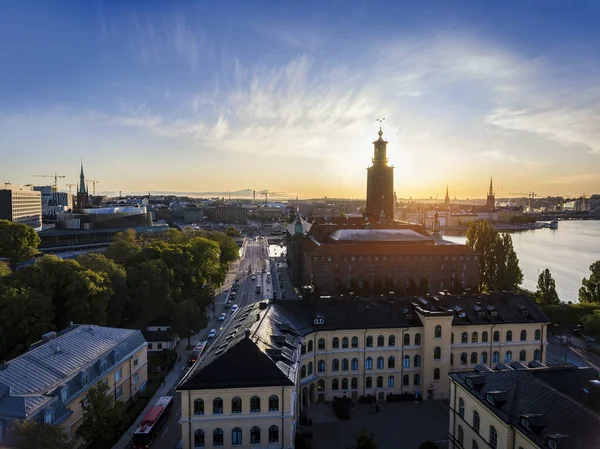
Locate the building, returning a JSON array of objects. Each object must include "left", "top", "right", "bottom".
[
  {"left": 177, "top": 293, "right": 548, "bottom": 449},
  {"left": 0, "top": 184, "right": 42, "bottom": 229},
  {"left": 485, "top": 177, "right": 496, "bottom": 211},
  {"left": 448, "top": 365, "right": 600, "bottom": 449},
  {"left": 183, "top": 206, "right": 204, "bottom": 224},
  {"left": 56, "top": 205, "right": 153, "bottom": 230},
  {"left": 142, "top": 316, "right": 179, "bottom": 352},
  {"left": 0, "top": 324, "right": 147, "bottom": 446},
  {"left": 33, "top": 185, "right": 73, "bottom": 222},
  {"left": 204, "top": 206, "right": 248, "bottom": 224},
  {"left": 445, "top": 186, "right": 450, "bottom": 207},
  {"left": 365, "top": 129, "right": 394, "bottom": 220}
]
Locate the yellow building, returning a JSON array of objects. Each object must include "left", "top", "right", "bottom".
[
  {"left": 448, "top": 365, "right": 600, "bottom": 449},
  {"left": 0, "top": 324, "right": 148, "bottom": 447}
]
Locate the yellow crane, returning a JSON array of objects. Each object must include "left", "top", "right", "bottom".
[
  {"left": 33, "top": 173, "right": 66, "bottom": 188},
  {"left": 66, "top": 183, "right": 78, "bottom": 194},
  {"left": 88, "top": 180, "right": 99, "bottom": 196}
]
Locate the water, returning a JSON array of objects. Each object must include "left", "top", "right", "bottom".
[{"left": 444, "top": 221, "right": 600, "bottom": 302}]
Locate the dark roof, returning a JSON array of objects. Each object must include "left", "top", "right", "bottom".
[
  {"left": 142, "top": 330, "right": 175, "bottom": 342},
  {"left": 328, "top": 228, "right": 432, "bottom": 243},
  {"left": 302, "top": 240, "right": 477, "bottom": 257},
  {"left": 450, "top": 366, "right": 600, "bottom": 449}
]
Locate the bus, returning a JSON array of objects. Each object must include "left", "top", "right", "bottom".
[
  {"left": 188, "top": 340, "right": 207, "bottom": 368},
  {"left": 133, "top": 396, "right": 174, "bottom": 449}
]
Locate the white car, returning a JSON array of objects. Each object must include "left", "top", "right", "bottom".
[
  {"left": 208, "top": 329, "right": 217, "bottom": 338},
  {"left": 219, "top": 313, "right": 227, "bottom": 321},
  {"left": 231, "top": 304, "right": 239, "bottom": 313},
  {"left": 251, "top": 275, "right": 256, "bottom": 281}
]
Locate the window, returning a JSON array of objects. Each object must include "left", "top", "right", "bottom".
[
  {"left": 340, "top": 358, "right": 348, "bottom": 371},
  {"left": 435, "top": 325, "right": 442, "bottom": 338},
  {"left": 434, "top": 347, "right": 441, "bottom": 360},
  {"left": 332, "top": 378, "right": 339, "bottom": 390},
  {"left": 434, "top": 368, "right": 440, "bottom": 380},
  {"left": 450, "top": 353, "right": 454, "bottom": 365},
  {"left": 414, "top": 374, "right": 420, "bottom": 386},
  {"left": 332, "top": 337, "right": 339, "bottom": 348},
  {"left": 506, "top": 330, "right": 513, "bottom": 342},
  {"left": 366, "top": 377, "right": 372, "bottom": 388},
  {"left": 352, "top": 336, "right": 359, "bottom": 348},
  {"left": 250, "top": 396, "right": 260, "bottom": 412},
  {"left": 519, "top": 350, "right": 527, "bottom": 362},
  {"left": 482, "top": 331, "right": 488, "bottom": 343},
  {"left": 461, "top": 352, "right": 467, "bottom": 365},
  {"left": 318, "top": 360, "right": 325, "bottom": 372},
  {"left": 412, "top": 354, "right": 420, "bottom": 367},
  {"left": 133, "top": 373, "right": 139, "bottom": 385},
  {"left": 415, "top": 333, "right": 421, "bottom": 345},
  {"left": 505, "top": 351, "right": 512, "bottom": 362},
  {"left": 377, "top": 356, "right": 384, "bottom": 369},
  {"left": 520, "top": 329, "right": 527, "bottom": 341},
  {"left": 268, "top": 425, "right": 279, "bottom": 443},
  {"left": 377, "top": 376, "right": 383, "bottom": 388},
  {"left": 133, "top": 356, "right": 138, "bottom": 367},
  {"left": 492, "top": 351, "right": 499, "bottom": 363},
  {"left": 403, "top": 374, "right": 409, "bottom": 386},
  {"left": 489, "top": 426, "right": 498, "bottom": 449},
  {"left": 389, "top": 335, "right": 396, "bottom": 346},
  {"left": 493, "top": 331, "right": 500, "bottom": 342},
  {"left": 351, "top": 358, "right": 358, "bottom": 370},
  {"left": 457, "top": 425, "right": 464, "bottom": 445},
  {"left": 342, "top": 337, "right": 349, "bottom": 348},
  {"left": 232, "top": 427, "right": 242, "bottom": 445},
  {"left": 534, "top": 349, "right": 541, "bottom": 361},
  {"left": 534, "top": 329, "right": 541, "bottom": 341},
  {"left": 461, "top": 332, "right": 468, "bottom": 344},
  {"left": 307, "top": 362, "right": 313, "bottom": 375},
  {"left": 481, "top": 352, "right": 488, "bottom": 364},
  {"left": 388, "top": 375, "right": 395, "bottom": 387},
  {"left": 342, "top": 378, "right": 349, "bottom": 390},
  {"left": 451, "top": 333, "right": 455, "bottom": 344},
  {"left": 472, "top": 332, "right": 478, "bottom": 343},
  {"left": 231, "top": 397, "right": 242, "bottom": 413},
  {"left": 213, "top": 397, "right": 223, "bottom": 414},
  {"left": 157, "top": 343, "right": 163, "bottom": 350},
  {"left": 194, "top": 399, "right": 204, "bottom": 415},
  {"left": 318, "top": 338, "right": 325, "bottom": 350},
  {"left": 115, "top": 385, "right": 123, "bottom": 400},
  {"left": 351, "top": 377, "right": 358, "bottom": 389},
  {"left": 194, "top": 429, "right": 205, "bottom": 448},
  {"left": 301, "top": 343, "right": 306, "bottom": 355},
  {"left": 458, "top": 398, "right": 465, "bottom": 417},
  {"left": 377, "top": 335, "right": 384, "bottom": 347},
  {"left": 472, "top": 441, "right": 479, "bottom": 449},
  {"left": 366, "top": 357, "right": 373, "bottom": 370},
  {"left": 60, "top": 387, "right": 68, "bottom": 403},
  {"left": 269, "top": 395, "right": 279, "bottom": 411},
  {"left": 403, "top": 355, "right": 410, "bottom": 368},
  {"left": 388, "top": 356, "right": 396, "bottom": 368},
  {"left": 213, "top": 428, "right": 224, "bottom": 446},
  {"left": 44, "top": 409, "right": 54, "bottom": 424},
  {"left": 250, "top": 426, "right": 261, "bottom": 444},
  {"left": 471, "top": 352, "right": 478, "bottom": 364},
  {"left": 301, "top": 365, "right": 306, "bottom": 378},
  {"left": 308, "top": 340, "right": 313, "bottom": 352},
  {"left": 148, "top": 343, "right": 153, "bottom": 350},
  {"left": 404, "top": 333, "right": 410, "bottom": 346},
  {"left": 100, "top": 359, "right": 107, "bottom": 373},
  {"left": 473, "top": 410, "right": 480, "bottom": 432},
  {"left": 332, "top": 359, "right": 339, "bottom": 371},
  {"left": 366, "top": 336, "right": 373, "bottom": 347},
  {"left": 115, "top": 367, "right": 122, "bottom": 383}
]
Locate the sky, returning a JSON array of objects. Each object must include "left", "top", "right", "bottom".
[{"left": 1, "top": 0, "right": 599, "bottom": 200}]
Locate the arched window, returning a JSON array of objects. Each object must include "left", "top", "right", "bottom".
[
  {"left": 250, "top": 426, "right": 261, "bottom": 444},
  {"left": 457, "top": 425, "right": 464, "bottom": 445},
  {"left": 415, "top": 333, "right": 422, "bottom": 345},
  {"left": 342, "top": 337, "right": 349, "bottom": 348},
  {"left": 435, "top": 325, "right": 442, "bottom": 338},
  {"left": 534, "top": 349, "right": 541, "bottom": 361},
  {"left": 301, "top": 343, "right": 306, "bottom": 355},
  {"left": 269, "top": 395, "right": 279, "bottom": 411},
  {"left": 307, "top": 340, "right": 313, "bottom": 352},
  {"left": 301, "top": 365, "right": 306, "bottom": 378},
  {"left": 481, "top": 351, "right": 488, "bottom": 364},
  {"left": 493, "top": 331, "right": 500, "bottom": 342},
  {"left": 490, "top": 426, "right": 498, "bottom": 449},
  {"left": 403, "top": 374, "right": 409, "bottom": 386},
  {"left": 332, "top": 359, "right": 339, "bottom": 371},
  {"left": 332, "top": 337, "right": 339, "bottom": 348},
  {"left": 472, "top": 332, "right": 478, "bottom": 343},
  {"left": 268, "top": 425, "right": 279, "bottom": 443},
  {"left": 506, "top": 330, "right": 513, "bottom": 342},
  {"left": 318, "top": 360, "right": 325, "bottom": 372},
  {"left": 434, "top": 347, "right": 441, "bottom": 360},
  {"left": 473, "top": 410, "right": 480, "bottom": 432},
  {"left": 342, "top": 378, "right": 349, "bottom": 390},
  {"left": 366, "top": 336, "right": 373, "bottom": 347},
  {"left": 520, "top": 329, "right": 527, "bottom": 341},
  {"left": 403, "top": 355, "right": 410, "bottom": 368},
  {"left": 318, "top": 379, "right": 325, "bottom": 391},
  {"left": 404, "top": 333, "right": 410, "bottom": 346},
  {"left": 450, "top": 353, "right": 454, "bottom": 365},
  {"left": 458, "top": 398, "right": 465, "bottom": 417},
  {"left": 434, "top": 368, "right": 440, "bottom": 380},
  {"left": 213, "top": 397, "right": 223, "bottom": 414},
  {"left": 332, "top": 378, "right": 339, "bottom": 390},
  {"left": 388, "top": 375, "right": 395, "bottom": 387},
  {"left": 194, "top": 398, "right": 204, "bottom": 415},
  {"left": 505, "top": 351, "right": 512, "bottom": 362},
  {"left": 534, "top": 329, "right": 541, "bottom": 341},
  {"left": 366, "top": 357, "right": 373, "bottom": 370},
  {"left": 451, "top": 333, "right": 455, "bottom": 344},
  {"left": 213, "top": 428, "right": 224, "bottom": 447},
  {"left": 492, "top": 351, "right": 499, "bottom": 363},
  {"left": 519, "top": 350, "right": 526, "bottom": 362},
  {"left": 231, "top": 397, "right": 242, "bottom": 414},
  {"left": 461, "top": 332, "right": 468, "bottom": 344},
  {"left": 366, "top": 376, "right": 372, "bottom": 388},
  {"left": 194, "top": 429, "right": 205, "bottom": 448},
  {"left": 461, "top": 352, "right": 467, "bottom": 365},
  {"left": 482, "top": 331, "right": 488, "bottom": 343},
  {"left": 377, "top": 356, "right": 384, "bottom": 369},
  {"left": 377, "top": 335, "right": 385, "bottom": 347},
  {"left": 307, "top": 362, "right": 313, "bottom": 375},
  {"left": 342, "top": 358, "right": 349, "bottom": 371},
  {"left": 318, "top": 338, "right": 325, "bottom": 350},
  {"left": 414, "top": 374, "right": 420, "bottom": 386},
  {"left": 471, "top": 352, "right": 478, "bottom": 364},
  {"left": 472, "top": 440, "right": 479, "bottom": 449},
  {"left": 389, "top": 335, "right": 396, "bottom": 346},
  {"left": 232, "top": 427, "right": 242, "bottom": 445},
  {"left": 414, "top": 354, "right": 421, "bottom": 367},
  {"left": 351, "top": 377, "right": 358, "bottom": 389},
  {"left": 351, "top": 358, "right": 358, "bottom": 370},
  {"left": 377, "top": 376, "right": 383, "bottom": 388},
  {"left": 250, "top": 396, "right": 260, "bottom": 413},
  {"left": 388, "top": 356, "right": 396, "bottom": 368},
  {"left": 352, "top": 336, "right": 359, "bottom": 348}
]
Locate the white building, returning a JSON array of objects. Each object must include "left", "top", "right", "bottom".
[{"left": 0, "top": 184, "right": 42, "bottom": 229}]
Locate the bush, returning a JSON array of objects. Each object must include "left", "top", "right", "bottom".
[
  {"left": 332, "top": 397, "right": 352, "bottom": 420},
  {"left": 358, "top": 394, "right": 376, "bottom": 404},
  {"left": 385, "top": 392, "right": 419, "bottom": 403}
]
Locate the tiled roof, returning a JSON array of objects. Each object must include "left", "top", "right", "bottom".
[
  {"left": 328, "top": 229, "right": 432, "bottom": 243},
  {"left": 303, "top": 241, "right": 477, "bottom": 257},
  {"left": 450, "top": 366, "right": 600, "bottom": 449}
]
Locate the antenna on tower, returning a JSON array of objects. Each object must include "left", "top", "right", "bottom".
[{"left": 376, "top": 117, "right": 386, "bottom": 130}]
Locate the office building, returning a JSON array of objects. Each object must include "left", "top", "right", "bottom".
[
  {"left": 204, "top": 206, "right": 248, "bottom": 224},
  {"left": 0, "top": 184, "right": 42, "bottom": 229},
  {"left": 33, "top": 185, "right": 73, "bottom": 222}
]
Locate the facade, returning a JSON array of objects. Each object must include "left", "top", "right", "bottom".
[
  {"left": 448, "top": 365, "right": 600, "bottom": 449},
  {"left": 76, "top": 163, "right": 89, "bottom": 210},
  {"left": 143, "top": 316, "right": 179, "bottom": 352},
  {"left": 0, "top": 184, "right": 42, "bottom": 229},
  {"left": 184, "top": 206, "right": 204, "bottom": 223},
  {"left": 0, "top": 324, "right": 147, "bottom": 447},
  {"left": 33, "top": 185, "right": 73, "bottom": 222},
  {"left": 205, "top": 207, "right": 248, "bottom": 224},
  {"left": 365, "top": 129, "right": 394, "bottom": 220},
  {"left": 56, "top": 205, "right": 153, "bottom": 230}
]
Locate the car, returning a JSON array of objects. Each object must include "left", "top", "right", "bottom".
[
  {"left": 230, "top": 292, "right": 236, "bottom": 299},
  {"left": 251, "top": 275, "right": 256, "bottom": 281},
  {"left": 225, "top": 301, "right": 232, "bottom": 308},
  {"left": 207, "top": 329, "right": 217, "bottom": 338},
  {"left": 231, "top": 304, "right": 239, "bottom": 313},
  {"left": 219, "top": 313, "right": 227, "bottom": 321}
]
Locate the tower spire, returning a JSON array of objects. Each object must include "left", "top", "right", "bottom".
[
  {"left": 489, "top": 176, "right": 494, "bottom": 196},
  {"left": 444, "top": 185, "right": 450, "bottom": 206}
]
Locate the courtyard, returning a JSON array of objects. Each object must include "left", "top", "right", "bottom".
[{"left": 305, "top": 400, "right": 450, "bottom": 449}]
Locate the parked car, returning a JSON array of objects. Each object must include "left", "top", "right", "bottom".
[
  {"left": 208, "top": 329, "right": 217, "bottom": 338},
  {"left": 219, "top": 313, "right": 227, "bottom": 321},
  {"left": 251, "top": 275, "right": 256, "bottom": 281},
  {"left": 231, "top": 304, "right": 239, "bottom": 313}
]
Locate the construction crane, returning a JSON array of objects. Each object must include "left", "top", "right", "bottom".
[
  {"left": 66, "top": 183, "right": 78, "bottom": 194},
  {"left": 88, "top": 180, "right": 99, "bottom": 196},
  {"left": 261, "top": 191, "right": 269, "bottom": 205},
  {"left": 33, "top": 173, "right": 66, "bottom": 188},
  {"left": 508, "top": 192, "right": 537, "bottom": 212}
]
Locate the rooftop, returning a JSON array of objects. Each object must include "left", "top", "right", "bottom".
[{"left": 328, "top": 228, "right": 432, "bottom": 243}]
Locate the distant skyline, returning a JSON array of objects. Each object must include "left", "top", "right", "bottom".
[{"left": 1, "top": 1, "right": 599, "bottom": 199}]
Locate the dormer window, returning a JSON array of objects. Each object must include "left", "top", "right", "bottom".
[
  {"left": 520, "top": 416, "right": 531, "bottom": 431},
  {"left": 112, "top": 350, "right": 120, "bottom": 363},
  {"left": 44, "top": 409, "right": 54, "bottom": 424},
  {"left": 548, "top": 439, "right": 557, "bottom": 449},
  {"left": 100, "top": 359, "right": 107, "bottom": 373},
  {"left": 81, "top": 372, "right": 89, "bottom": 387},
  {"left": 60, "top": 386, "right": 69, "bottom": 403}
]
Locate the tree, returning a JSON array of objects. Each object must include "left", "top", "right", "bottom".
[
  {"left": 354, "top": 429, "right": 377, "bottom": 449},
  {"left": 0, "top": 219, "right": 40, "bottom": 263},
  {"left": 580, "top": 261, "right": 600, "bottom": 303},
  {"left": 226, "top": 226, "right": 240, "bottom": 238},
  {"left": 13, "top": 420, "right": 74, "bottom": 449},
  {"left": 76, "top": 381, "right": 124, "bottom": 448},
  {"left": 105, "top": 239, "right": 141, "bottom": 265},
  {"left": 172, "top": 300, "right": 208, "bottom": 347},
  {"left": 535, "top": 268, "right": 560, "bottom": 305},
  {"left": 127, "top": 259, "right": 174, "bottom": 327},
  {"left": 582, "top": 310, "right": 600, "bottom": 339},
  {"left": 0, "top": 261, "right": 11, "bottom": 278},
  {"left": 496, "top": 233, "right": 523, "bottom": 291}
]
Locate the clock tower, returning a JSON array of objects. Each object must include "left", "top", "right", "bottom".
[{"left": 365, "top": 128, "right": 394, "bottom": 219}]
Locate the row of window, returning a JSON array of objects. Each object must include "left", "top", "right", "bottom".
[
  {"left": 452, "top": 349, "right": 541, "bottom": 366},
  {"left": 312, "top": 255, "right": 475, "bottom": 262},
  {"left": 301, "top": 334, "right": 423, "bottom": 354},
  {"left": 325, "top": 371, "right": 440, "bottom": 391},
  {"left": 457, "top": 398, "right": 498, "bottom": 448},
  {"left": 301, "top": 354, "right": 423, "bottom": 377},
  {"left": 193, "top": 426, "right": 279, "bottom": 447},
  {"left": 454, "top": 329, "right": 541, "bottom": 344},
  {"left": 193, "top": 396, "right": 279, "bottom": 415}
]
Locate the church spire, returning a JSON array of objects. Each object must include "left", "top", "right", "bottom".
[
  {"left": 78, "top": 161, "right": 87, "bottom": 194},
  {"left": 444, "top": 185, "right": 450, "bottom": 206},
  {"left": 489, "top": 176, "right": 494, "bottom": 196}
]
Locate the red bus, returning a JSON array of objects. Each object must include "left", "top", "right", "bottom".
[
  {"left": 133, "top": 396, "right": 174, "bottom": 449},
  {"left": 187, "top": 340, "right": 207, "bottom": 368}
]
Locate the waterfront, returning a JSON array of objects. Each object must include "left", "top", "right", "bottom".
[{"left": 444, "top": 220, "right": 600, "bottom": 302}]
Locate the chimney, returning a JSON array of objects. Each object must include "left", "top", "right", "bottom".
[
  {"left": 42, "top": 332, "right": 57, "bottom": 343},
  {"left": 244, "top": 328, "right": 251, "bottom": 339}
]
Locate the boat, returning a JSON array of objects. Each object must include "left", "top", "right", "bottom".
[{"left": 550, "top": 220, "right": 558, "bottom": 230}]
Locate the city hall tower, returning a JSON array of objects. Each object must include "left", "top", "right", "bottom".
[{"left": 365, "top": 128, "right": 394, "bottom": 219}]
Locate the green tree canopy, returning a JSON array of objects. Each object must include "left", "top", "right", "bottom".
[
  {"left": 13, "top": 420, "right": 74, "bottom": 449},
  {"left": 0, "top": 219, "right": 40, "bottom": 263},
  {"left": 226, "top": 226, "right": 240, "bottom": 238},
  {"left": 354, "top": 429, "right": 378, "bottom": 449},
  {"left": 582, "top": 310, "right": 600, "bottom": 339},
  {"left": 172, "top": 299, "right": 209, "bottom": 347},
  {"left": 0, "top": 261, "right": 12, "bottom": 278},
  {"left": 579, "top": 261, "right": 600, "bottom": 303},
  {"left": 127, "top": 258, "right": 174, "bottom": 327},
  {"left": 76, "top": 381, "right": 124, "bottom": 448},
  {"left": 535, "top": 268, "right": 560, "bottom": 305}
]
